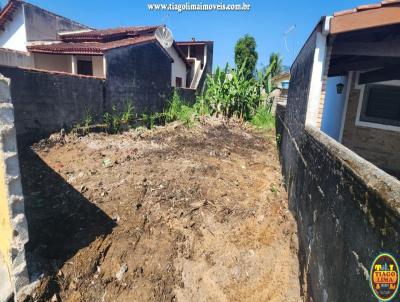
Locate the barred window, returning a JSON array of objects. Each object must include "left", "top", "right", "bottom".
[{"left": 360, "top": 84, "right": 400, "bottom": 127}]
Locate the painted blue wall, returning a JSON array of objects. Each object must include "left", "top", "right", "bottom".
[{"left": 321, "top": 76, "right": 348, "bottom": 141}]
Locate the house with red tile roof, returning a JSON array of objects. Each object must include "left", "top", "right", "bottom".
[
  {"left": 287, "top": 1, "right": 400, "bottom": 180},
  {"left": 0, "top": 0, "right": 213, "bottom": 91},
  {"left": 277, "top": 3, "right": 400, "bottom": 301}
]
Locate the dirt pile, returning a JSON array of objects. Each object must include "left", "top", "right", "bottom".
[{"left": 20, "top": 118, "right": 301, "bottom": 302}]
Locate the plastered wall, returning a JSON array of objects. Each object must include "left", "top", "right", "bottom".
[{"left": 0, "top": 75, "right": 29, "bottom": 302}]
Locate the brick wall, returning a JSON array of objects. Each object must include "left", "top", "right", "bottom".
[{"left": 341, "top": 74, "right": 400, "bottom": 174}]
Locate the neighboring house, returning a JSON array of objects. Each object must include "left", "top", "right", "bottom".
[
  {"left": 0, "top": 0, "right": 213, "bottom": 91},
  {"left": 271, "top": 71, "right": 291, "bottom": 104},
  {"left": 288, "top": 1, "right": 400, "bottom": 178},
  {"left": 278, "top": 3, "right": 400, "bottom": 301},
  {"left": 176, "top": 39, "right": 213, "bottom": 91},
  {"left": 273, "top": 71, "right": 290, "bottom": 90}
]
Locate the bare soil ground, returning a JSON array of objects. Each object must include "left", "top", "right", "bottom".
[{"left": 20, "top": 118, "right": 301, "bottom": 302}]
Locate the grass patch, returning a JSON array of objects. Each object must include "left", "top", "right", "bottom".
[
  {"left": 164, "top": 91, "right": 197, "bottom": 126},
  {"left": 250, "top": 105, "right": 275, "bottom": 130}
]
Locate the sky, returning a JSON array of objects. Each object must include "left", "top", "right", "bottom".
[{"left": 9, "top": 0, "right": 375, "bottom": 69}]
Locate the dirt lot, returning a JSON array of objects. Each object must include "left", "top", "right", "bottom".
[{"left": 20, "top": 118, "right": 301, "bottom": 302}]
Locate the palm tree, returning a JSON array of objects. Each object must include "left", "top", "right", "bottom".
[{"left": 269, "top": 52, "right": 283, "bottom": 78}]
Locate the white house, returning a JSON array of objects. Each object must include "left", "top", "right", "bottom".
[{"left": 0, "top": 0, "right": 213, "bottom": 89}]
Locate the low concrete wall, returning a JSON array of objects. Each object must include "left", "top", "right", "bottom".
[
  {"left": 0, "top": 66, "right": 105, "bottom": 146},
  {"left": 0, "top": 49, "right": 34, "bottom": 69},
  {"left": 0, "top": 75, "right": 29, "bottom": 302},
  {"left": 277, "top": 103, "right": 400, "bottom": 301}
]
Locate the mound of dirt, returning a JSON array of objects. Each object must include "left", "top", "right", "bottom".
[{"left": 20, "top": 118, "right": 301, "bottom": 302}]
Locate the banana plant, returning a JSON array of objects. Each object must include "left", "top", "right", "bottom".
[{"left": 200, "top": 57, "right": 277, "bottom": 121}]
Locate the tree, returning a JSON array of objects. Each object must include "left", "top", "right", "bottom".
[
  {"left": 234, "top": 34, "right": 258, "bottom": 80},
  {"left": 269, "top": 52, "right": 283, "bottom": 78}
]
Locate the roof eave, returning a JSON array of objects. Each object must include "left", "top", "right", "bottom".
[{"left": 331, "top": 3, "right": 400, "bottom": 34}]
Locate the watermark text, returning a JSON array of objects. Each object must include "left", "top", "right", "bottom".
[{"left": 147, "top": 2, "right": 251, "bottom": 12}]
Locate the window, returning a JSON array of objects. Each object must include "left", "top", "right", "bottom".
[
  {"left": 281, "top": 80, "right": 289, "bottom": 89},
  {"left": 175, "top": 77, "right": 182, "bottom": 88},
  {"left": 360, "top": 84, "right": 400, "bottom": 127},
  {"left": 77, "top": 60, "right": 93, "bottom": 76}
]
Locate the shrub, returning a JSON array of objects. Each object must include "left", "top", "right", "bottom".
[
  {"left": 104, "top": 102, "right": 135, "bottom": 133},
  {"left": 83, "top": 108, "right": 94, "bottom": 128},
  {"left": 198, "top": 58, "right": 276, "bottom": 121}
]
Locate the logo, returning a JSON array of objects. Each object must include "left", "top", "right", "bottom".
[{"left": 370, "top": 253, "right": 399, "bottom": 301}]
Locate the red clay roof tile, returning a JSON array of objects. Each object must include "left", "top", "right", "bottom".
[
  {"left": 28, "top": 36, "right": 157, "bottom": 55},
  {"left": 0, "top": 0, "right": 22, "bottom": 30},
  {"left": 333, "top": 8, "right": 357, "bottom": 17},
  {"left": 333, "top": 0, "right": 400, "bottom": 16},
  {"left": 381, "top": 0, "right": 400, "bottom": 5},
  {"left": 356, "top": 3, "right": 382, "bottom": 11},
  {"left": 60, "top": 26, "right": 160, "bottom": 42}
]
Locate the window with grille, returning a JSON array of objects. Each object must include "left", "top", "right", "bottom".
[
  {"left": 360, "top": 84, "right": 400, "bottom": 127},
  {"left": 77, "top": 60, "right": 93, "bottom": 76}
]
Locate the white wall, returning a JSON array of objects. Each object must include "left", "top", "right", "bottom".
[
  {"left": 75, "top": 55, "right": 105, "bottom": 77},
  {"left": 33, "top": 54, "right": 105, "bottom": 77},
  {"left": 0, "top": 7, "right": 27, "bottom": 52},
  {"left": 321, "top": 76, "right": 348, "bottom": 141},
  {"left": 0, "top": 48, "right": 34, "bottom": 68},
  {"left": 92, "top": 56, "right": 105, "bottom": 78},
  {"left": 306, "top": 31, "right": 328, "bottom": 126},
  {"left": 166, "top": 46, "right": 187, "bottom": 87},
  {"left": 33, "top": 53, "right": 72, "bottom": 73}
]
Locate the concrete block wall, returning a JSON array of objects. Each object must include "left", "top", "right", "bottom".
[
  {"left": 0, "top": 65, "right": 105, "bottom": 146},
  {"left": 279, "top": 35, "right": 400, "bottom": 299},
  {"left": 279, "top": 20, "right": 400, "bottom": 300},
  {"left": 175, "top": 87, "right": 196, "bottom": 104},
  {"left": 0, "top": 75, "right": 29, "bottom": 302},
  {"left": 284, "top": 29, "right": 317, "bottom": 142},
  {"left": 105, "top": 42, "right": 172, "bottom": 114},
  {"left": 277, "top": 103, "right": 400, "bottom": 300}
]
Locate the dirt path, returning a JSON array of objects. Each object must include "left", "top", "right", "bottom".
[{"left": 21, "top": 118, "right": 302, "bottom": 302}]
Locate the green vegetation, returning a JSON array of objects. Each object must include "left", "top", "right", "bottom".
[
  {"left": 72, "top": 107, "right": 94, "bottom": 134},
  {"left": 269, "top": 52, "right": 283, "bottom": 78},
  {"left": 75, "top": 37, "right": 281, "bottom": 134},
  {"left": 234, "top": 34, "right": 258, "bottom": 80},
  {"left": 83, "top": 108, "right": 94, "bottom": 128},
  {"left": 199, "top": 57, "right": 276, "bottom": 123},
  {"left": 164, "top": 91, "right": 197, "bottom": 126},
  {"left": 251, "top": 104, "right": 275, "bottom": 130},
  {"left": 161, "top": 58, "right": 277, "bottom": 131},
  {"left": 103, "top": 102, "right": 134, "bottom": 133},
  {"left": 75, "top": 58, "right": 277, "bottom": 134}
]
